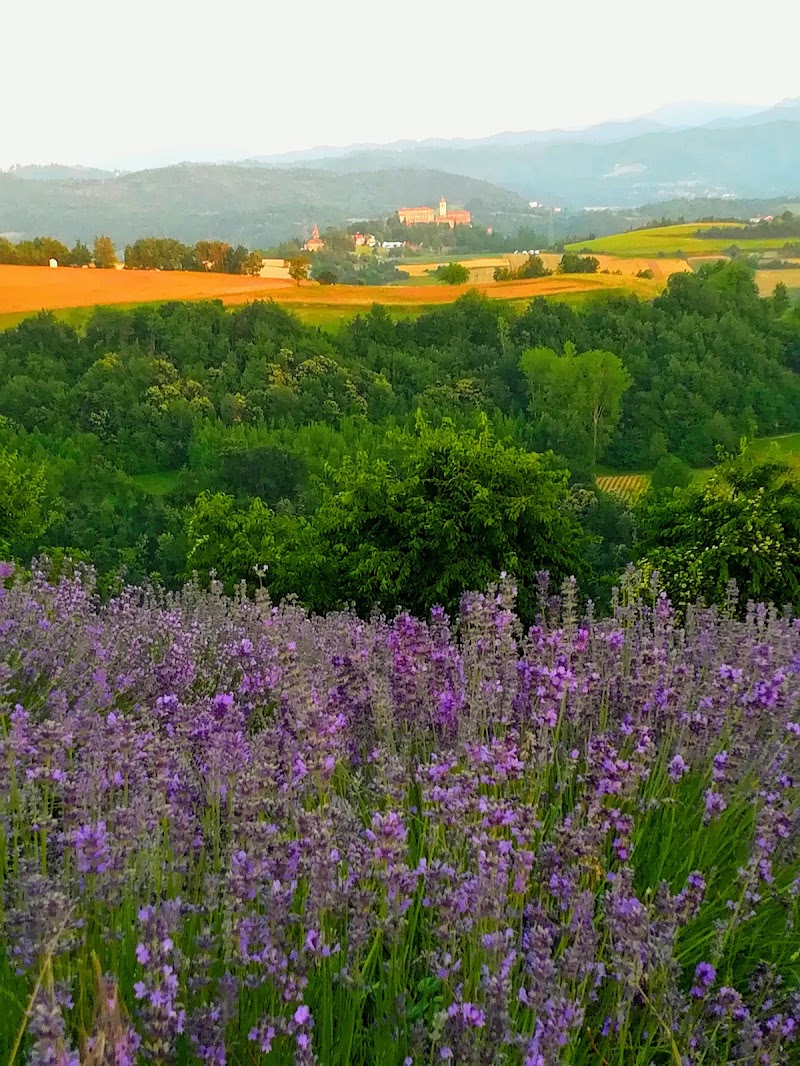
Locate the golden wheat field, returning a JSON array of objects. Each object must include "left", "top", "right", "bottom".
[
  {"left": 596, "top": 474, "right": 650, "bottom": 499},
  {"left": 0, "top": 264, "right": 663, "bottom": 316},
  {"left": 755, "top": 269, "right": 800, "bottom": 296},
  {"left": 402, "top": 255, "right": 689, "bottom": 283},
  {"left": 536, "top": 254, "right": 690, "bottom": 280}
]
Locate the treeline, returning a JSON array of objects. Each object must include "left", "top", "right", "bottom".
[
  {"left": 697, "top": 210, "right": 800, "bottom": 240},
  {"left": 0, "top": 261, "right": 798, "bottom": 613},
  {"left": 123, "top": 237, "right": 264, "bottom": 273},
  {"left": 0, "top": 235, "right": 115, "bottom": 268},
  {"left": 0, "top": 233, "right": 267, "bottom": 274}
]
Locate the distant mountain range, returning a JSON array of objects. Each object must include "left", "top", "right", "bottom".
[
  {"left": 243, "top": 99, "right": 800, "bottom": 206},
  {"left": 1, "top": 99, "right": 799, "bottom": 244}
]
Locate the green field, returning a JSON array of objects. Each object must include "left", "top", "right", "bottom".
[
  {"left": 750, "top": 432, "right": 800, "bottom": 467},
  {"left": 567, "top": 222, "right": 795, "bottom": 258},
  {"left": 131, "top": 471, "right": 183, "bottom": 495}
]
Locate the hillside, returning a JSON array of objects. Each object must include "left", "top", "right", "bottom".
[
  {"left": 566, "top": 221, "right": 798, "bottom": 257},
  {"left": 0, "top": 164, "right": 530, "bottom": 246}
]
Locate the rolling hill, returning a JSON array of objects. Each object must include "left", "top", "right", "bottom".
[{"left": 0, "top": 165, "right": 531, "bottom": 247}]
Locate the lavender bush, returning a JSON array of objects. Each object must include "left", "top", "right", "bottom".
[{"left": 1, "top": 560, "right": 798, "bottom": 1064}]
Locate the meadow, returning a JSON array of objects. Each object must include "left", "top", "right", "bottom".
[
  {"left": 0, "top": 565, "right": 798, "bottom": 1065},
  {"left": 566, "top": 222, "right": 795, "bottom": 258}
]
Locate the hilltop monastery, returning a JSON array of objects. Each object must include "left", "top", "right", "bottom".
[{"left": 397, "top": 198, "right": 471, "bottom": 228}]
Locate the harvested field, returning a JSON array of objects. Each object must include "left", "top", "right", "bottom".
[
  {"left": 688, "top": 255, "right": 729, "bottom": 271},
  {"left": 755, "top": 268, "right": 800, "bottom": 296},
  {"left": 403, "top": 254, "right": 687, "bottom": 284},
  {"left": 596, "top": 473, "right": 649, "bottom": 500},
  {"left": 537, "top": 253, "right": 688, "bottom": 280},
  {"left": 0, "top": 265, "right": 292, "bottom": 315},
  {"left": 401, "top": 257, "right": 508, "bottom": 277},
  {"left": 0, "top": 264, "right": 662, "bottom": 317}
]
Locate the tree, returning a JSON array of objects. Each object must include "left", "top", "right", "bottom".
[
  {"left": 69, "top": 240, "right": 92, "bottom": 267},
  {"left": 240, "top": 251, "right": 263, "bottom": 276},
  {"left": 635, "top": 447, "right": 800, "bottom": 610},
  {"left": 194, "top": 240, "right": 229, "bottom": 272},
  {"left": 286, "top": 256, "right": 311, "bottom": 286},
  {"left": 517, "top": 254, "right": 550, "bottom": 279},
  {"left": 494, "top": 254, "right": 549, "bottom": 282},
  {"left": 225, "top": 245, "right": 250, "bottom": 274},
  {"left": 314, "top": 417, "right": 588, "bottom": 621},
  {"left": 559, "top": 253, "right": 599, "bottom": 274},
  {"left": 434, "top": 262, "right": 470, "bottom": 284},
  {"left": 184, "top": 491, "right": 330, "bottom": 605},
  {"left": 93, "top": 236, "right": 117, "bottom": 269},
  {"left": 772, "top": 282, "right": 791, "bottom": 316},
  {"left": 649, "top": 454, "right": 692, "bottom": 492},
  {"left": 520, "top": 344, "right": 631, "bottom": 463},
  {"left": 219, "top": 445, "right": 305, "bottom": 506},
  {"left": 577, "top": 348, "right": 633, "bottom": 463},
  {"left": 0, "top": 448, "right": 47, "bottom": 558}
]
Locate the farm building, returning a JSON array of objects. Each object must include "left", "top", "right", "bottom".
[{"left": 397, "top": 205, "right": 436, "bottom": 225}]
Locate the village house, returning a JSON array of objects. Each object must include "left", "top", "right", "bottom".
[{"left": 351, "top": 232, "right": 377, "bottom": 247}]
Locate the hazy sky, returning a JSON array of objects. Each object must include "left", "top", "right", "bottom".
[{"left": 3, "top": 0, "right": 799, "bottom": 169}]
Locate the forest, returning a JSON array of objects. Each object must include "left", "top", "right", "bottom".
[{"left": 1, "top": 260, "right": 799, "bottom": 617}]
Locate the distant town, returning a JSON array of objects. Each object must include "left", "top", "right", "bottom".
[{"left": 303, "top": 197, "right": 472, "bottom": 252}]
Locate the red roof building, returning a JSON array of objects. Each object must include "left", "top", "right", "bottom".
[
  {"left": 397, "top": 198, "right": 471, "bottom": 228},
  {"left": 397, "top": 206, "right": 436, "bottom": 225},
  {"left": 303, "top": 224, "right": 325, "bottom": 252}
]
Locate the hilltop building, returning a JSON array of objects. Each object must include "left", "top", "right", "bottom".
[
  {"left": 397, "top": 198, "right": 472, "bottom": 228},
  {"left": 303, "top": 225, "right": 325, "bottom": 252},
  {"left": 397, "top": 205, "right": 436, "bottom": 225}
]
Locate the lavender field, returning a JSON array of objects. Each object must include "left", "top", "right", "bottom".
[{"left": 1, "top": 561, "right": 799, "bottom": 1064}]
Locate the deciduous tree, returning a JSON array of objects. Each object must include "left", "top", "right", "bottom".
[
  {"left": 635, "top": 447, "right": 800, "bottom": 609},
  {"left": 286, "top": 256, "right": 311, "bottom": 286},
  {"left": 0, "top": 448, "right": 47, "bottom": 558},
  {"left": 434, "top": 262, "right": 470, "bottom": 284},
  {"left": 520, "top": 343, "right": 630, "bottom": 463},
  {"left": 93, "top": 235, "right": 117, "bottom": 269}
]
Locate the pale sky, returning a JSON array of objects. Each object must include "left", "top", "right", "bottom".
[{"left": 3, "top": 0, "right": 799, "bottom": 169}]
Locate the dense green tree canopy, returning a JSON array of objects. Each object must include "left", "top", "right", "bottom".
[
  {"left": 0, "top": 447, "right": 47, "bottom": 558},
  {"left": 520, "top": 343, "right": 631, "bottom": 463},
  {"left": 185, "top": 419, "right": 588, "bottom": 621},
  {"left": 0, "top": 263, "right": 798, "bottom": 611},
  {"left": 635, "top": 447, "right": 800, "bottom": 609}
]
